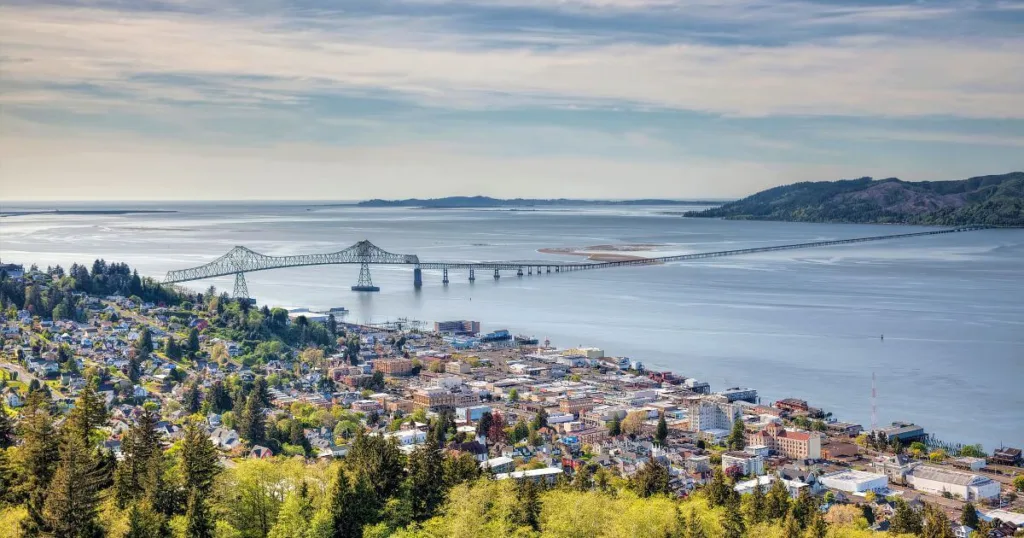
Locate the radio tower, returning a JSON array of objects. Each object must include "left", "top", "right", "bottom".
[{"left": 871, "top": 372, "right": 878, "bottom": 432}]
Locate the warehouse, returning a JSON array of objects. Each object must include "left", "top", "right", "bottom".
[
  {"left": 907, "top": 466, "right": 1000, "bottom": 501},
  {"left": 819, "top": 470, "right": 888, "bottom": 494}
]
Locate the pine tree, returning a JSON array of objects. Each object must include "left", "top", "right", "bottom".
[
  {"left": 136, "top": 327, "right": 154, "bottom": 356},
  {"left": 655, "top": 412, "right": 668, "bottom": 446},
  {"left": 42, "top": 430, "right": 105, "bottom": 537},
  {"left": 269, "top": 485, "right": 314, "bottom": 538},
  {"left": 125, "top": 501, "right": 167, "bottom": 538},
  {"left": 923, "top": 503, "right": 955, "bottom": 538},
  {"left": 476, "top": 412, "right": 493, "bottom": 440},
  {"left": 532, "top": 407, "right": 548, "bottom": 431},
  {"left": 514, "top": 479, "right": 542, "bottom": 531},
  {"left": 181, "top": 422, "right": 219, "bottom": 496},
  {"left": 328, "top": 465, "right": 373, "bottom": 538},
  {"left": 722, "top": 495, "right": 746, "bottom": 538},
  {"left": 746, "top": 482, "right": 767, "bottom": 525},
  {"left": 608, "top": 414, "right": 622, "bottom": 436},
  {"left": 164, "top": 336, "right": 181, "bottom": 360},
  {"left": 628, "top": 459, "right": 672, "bottom": 498},
  {"left": 766, "top": 477, "right": 792, "bottom": 520},
  {"left": 406, "top": 443, "right": 444, "bottom": 521},
  {"left": 781, "top": 513, "right": 801, "bottom": 538},
  {"left": 0, "top": 399, "right": 14, "bottom": 449},
  {"left": 114, "top": 409, "right": 160, "bottom": 507},
  {"left": 791, "top": 487, "right": 818, "bottom": 529},
  {"left": 961, "top": 502, "right": 979, "bottom": 529},
  {"left": 68, "top": 381, "right": 108, "bottom": 443},
  {"left": 727, "top": 419, "right": 746, "bottom": 451},
  {"left": 17, "top": 405, "right": 59, "bottom": 534},
  {"left": 239, "top": 393, "right": 267, "bottom": 447},
  {"left": 889, "top": 497, "right": 923, "bottom": 535},
  {"left": 184, "top": 382, "right": 201, "bottom": 414},
  {"left": 187, "top": 328, "right": 201, "bottom": 356},
  {"left": 686, "top": 511, "right": 707, "bottom": 538},
  {"left": 185, "top": 489, "right": 214, "bottom": 538},
  {"left": 805, "top": 507, "right": 827, "bottom": 538},
  {"left": 706, "top": 467, "right": 731, "bottom": 507}
]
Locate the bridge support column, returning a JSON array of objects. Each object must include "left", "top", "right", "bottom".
[
  {"left": 413, "top": 267, "right": 422, "bottom": 288},
  {"left": 352, "top": 260, "right": 380, "bottom": 292},
  {"left": 517, "top": 267, "right": 523, "bottom": 277},
  {"left": 468, "top": 268, "right": 475, "bottom": 281},
  {"left": 442, "top": 268, "right": 449, "bottom": 285},
  {"left": 233, "top": 272, "right": 249, "bottom": 301},
  {"left": 528, "top": 267, "right": 533, "bottom": 275},
  {"left": 546, "top": 266, "right": 551, "bottom": 273},
  {"left": 493, "top": 268, "right": 500, "bottom": 279}
]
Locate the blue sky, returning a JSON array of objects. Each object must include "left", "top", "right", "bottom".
[{"left": 2, "top": 0, "right": 1023, "bottom": 200}]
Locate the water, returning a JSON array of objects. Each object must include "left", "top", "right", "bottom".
[{"left": 2, "top": 202, "right": 1022, "bottom": 449}]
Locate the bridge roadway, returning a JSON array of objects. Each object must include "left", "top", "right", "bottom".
[{"left": 163, "top": 226, "right": 990, "bottom": 296}]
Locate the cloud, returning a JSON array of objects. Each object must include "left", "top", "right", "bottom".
[{"left": 2, "top": 4, "right": 1022, "bottom": 120}]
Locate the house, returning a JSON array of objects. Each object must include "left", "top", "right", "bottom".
[
  {"left": 952, "top": 524, "right": 974, "bottom": 538},
  {"left": 447, "top": 441, "right": 488, "bottom": 462},
  {"left": 386, "top": 429, "right": 427, "bottom": 447},
  {"left": 209, "top": 428, "right": 241, "bottom": 450},
  {"left": 872, "top": 454, "right": 917, "bottom": 483},
  {"left": 481, "top": 456, "right": 515, "bottom": 474},
  {"left": 734, "top": 475, "right": 807, "bottom": 497},
  {"left": 250, "top": 446, "right": 273, "bottom": 459}
]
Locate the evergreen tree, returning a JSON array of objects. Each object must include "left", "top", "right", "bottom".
[
  {"left": 889, "top": 497, "right": 923, "bottom": 535},
  {"left": 476, "top": 412, "right": 493, "bottom": 440},
  {"left": 187, "top": 328, "right": 201, "bottom": 356},
  {"left": 17, "top": 406, "right": 59, "bottom": 534},
  {"left": 781, "top": 513, "right": 801, "bottom": 538},
  {"left": 125, "top": 501, "right": 167, "bottom": 538},
  {"left": 269, "top": 484, "right": 314, "bottom": 538},
  {"left": 961, "top": 502, "right": 979, "bottom": 529},
  {"left": 136, "top": 327, "right": 154, "bottom": 356},
  {"left": 629, "top": 459, "right": 672, "bottom": 498},
  {"left": 727, "top": 419, "right": 746, "bottom": 451},
  {"left": 923, "top": 503, "right": 955, "bottom": 538},
  {"left": 345, "top": 430, "right": 405, "bottom": 501},
  {"left": 0, "top": 399, "right": 14, "bottom": 449},
  {"left": 184, "top": 382, "right": 201, "bottom": 414},
  {"left": 571, "top": 464, "right": 594, "bottom": 492},
  {"left": 766, "top": 477, "right": 792, "bottom": 520},
  {"left": 791, "top": 487, "right": 818, "bottom": 528},
  {"left": 238, "top": 393, "right": 267, "bottom": 447},
  {"left": 42, "top": 431, "right": 105, "bottom": 537},
  {"left": 655, "top": 412, "right": 668, "bottom": 446},
  {"left": 204, "top": 380, "right": 232, "bottom": 413},
  {"left": 513, "top": 479, "right": 542, "bottom": 531},
  {"left": 114, "top": 409, "right": 160, "bottom": 507},
  {"left": 442, "top": 452, "right": 482, "bottom": 490},
  {"left": 164, "top": 336, "right": 182, "bottom": 360},
  {"left": 722, "top": 495, "right": 746, "bottom": 538},
  {"left": 68, "top": 382, "right": 108, "bottom": 443},
  {"left": 608, "top": 414, "right": 622, "bottom": 436},
  {"left": 706, "top": 467, "right": 731, "bottom": 507},
  {"left": 532, "top": 407, "right": 548, "bottom": 431},
  {"left": 181, "top": 422, "right": 219, "bottom": 496},
  {"left": 686, "top": 511, "right": 707, "bottom": 538},
  {"left": 406, "top": 442, "right": 444, "bottom": 521},
  {"left": 805, "top": 508, "right": 827, "bottom": 538},
  {"left": 185, "top": 489, "right": 214, "bottom": 538},
  {"left": 328, "top": 465, "right": 374, "bottom": 538},
  {"left": 746, "top": 483, "right": 767, "bottom": 525}
]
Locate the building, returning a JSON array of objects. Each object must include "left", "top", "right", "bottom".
[
  {"left": 774, "top": 398, "right": 809, "bottom": 413},
  {"left": 495, "top": 467, "right": 564, "bottom": 484},
  {"left": 386, "top": 429, "right": 427, "bottom": 446},
  {"left": 872, "top": 454, "right": 917, "bottom": 483},
  {"left": 481, "top": 456, "right": 514, "bottom": 474},
  {"left": 374, "top": 358, "right": 414, "bottom": 376},
  {"left": 747, "top": 422, "right": 822, "bottom": 460},
  {"left": 879, "top": 422, "right": 927, "bottom": 444},
  {"left": 716, "top": 387, "right": 758, "bottom": 404},
  {"left": 686, "top": 396, "right": 741, "bottom": 432},
  {"left": 907, "top": 466, "right": 1001, "bottom": 501},
  {"left": 563, "top": 347, "right": 604, "bottom": 360},
  {"left": 456, "top": 405, "right": 491, "bottom": 423},
  {"left": 734, "top": 475, "right": 807, "bottom": 498},
  {"left": 435, "top": 320, "right": 481, "bottom": 335},
  {"left": 0, "top": 264, "right": 24, "bottom": 278},
  {"left": 819, "top": 470, "right": 888, "bottom": 494},
  {"left": 559, "top": 397, "right": 595, "bottom": 415},
  {"left": 413, "top": 387, "right": 480, "bottom": 410},
  {"left": 991, "top": 447, "right": 1022, "bottom": 466},
  {"left": 446, "top": 361, "right": 471, "bottom": 374},
  {"left": 723, "top": 451, "right": 765, "bottom": 476}
]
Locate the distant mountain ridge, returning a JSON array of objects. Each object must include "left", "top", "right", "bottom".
[
  {"left": 357, "top": 196, "right": 722, "bottom": 208},
  {"left": 684, "top": 172, "right": 1024, "bottom": 226}
]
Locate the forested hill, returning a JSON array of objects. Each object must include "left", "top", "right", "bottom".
[{"left": 684, "top": 172, "right": 1024, "bottom": 226}]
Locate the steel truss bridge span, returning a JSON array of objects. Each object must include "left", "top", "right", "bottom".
[{"left": 163, "top": 226, "right": 989, "bottom": 298}]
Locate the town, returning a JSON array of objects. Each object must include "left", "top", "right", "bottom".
[{"left": 0, "top": 260, "right": 1022, "bottom": 538}]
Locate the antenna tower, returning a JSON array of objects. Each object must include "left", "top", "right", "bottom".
[{"left": 871, "top": 371, "right": 877, "bottom": 432}]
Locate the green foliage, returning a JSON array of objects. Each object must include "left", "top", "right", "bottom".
[
  {"left": 889, "top": 498, "right": 923, "bottom": 536},
  {"left": 628, "top": 459, "right": 672, "bottom": 498},
  {"left": 42, "top": 430, "right": 106, "bottom": 537},
  {"left": 727, "top": 420, "right": 746, "bottom": 452},
  {"left": 686, "top": 172, "right": 1024, "bottom": 226},
  {"left": 655, "top": 413, "right": 668, "bottom": 447}
]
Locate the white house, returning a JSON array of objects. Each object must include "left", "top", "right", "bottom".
[
  {"left": 734, "top": 475, "right": 807, "bottom": 498},
  {"left": 907, "top": 466, "right": 1000, "bottom": 501},
  {"left": 209, "top": 428, "right": 241, "bottom": 450},
  {"left": 386, "top": 429, "right": 427, "bottom": 446}
]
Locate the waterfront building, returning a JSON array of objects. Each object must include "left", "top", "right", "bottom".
[
  {"left": 716, "top": 387, "right": 758, "bottom": 404},
  {"left": 747, "top": 422, "right": 822, "bottom": 460},
  {"left": 434, "top": 320, "right": 481, "bottom": 335},
  {"left": 907, "top": 465, "right": 1001, "bottom": 501},
  {"left": 685, "top": 395, "right": 741, "bottom": 432},
  {"left": 878, "top": 422, "right": 927, "bottom": 444}
]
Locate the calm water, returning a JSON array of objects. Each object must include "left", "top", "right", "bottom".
[{"left": 2, "top": 203, "right": 1022, "bottom": 449}]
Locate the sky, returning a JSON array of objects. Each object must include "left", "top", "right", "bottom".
[{"left": 1, "top": 0, "right": 1023, "bottom": 200}]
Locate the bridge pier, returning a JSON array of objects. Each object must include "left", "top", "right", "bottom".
[
  {"left": 546, "top": 266, "right": 551, "bottom": 273},
  {"left": 233, "top": 272, "right": 249, "bottom": 300},
  {"left": 468, "top": 268, "right": 475, "bottom": 281},
  {"left": 517, "top": 267, "right": 523, "bottom": 277},
  {"left": 442, "top": 268, "right": 449, "bottom": 285},
  {"left": 493, "top": 268, "right": 500, "bottom": 280},
  {"left": 528, "top": 267, "right": 533, "bottom": 275},
  {"left": 413, "top": 267, "right": 422, "bottom": 288}
]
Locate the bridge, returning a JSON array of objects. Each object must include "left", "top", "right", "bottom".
[{"left": 163, "top": 226, "right": 991, "bottom": 299}]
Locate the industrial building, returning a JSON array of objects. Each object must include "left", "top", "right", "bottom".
[
  {"left": 819, "top": 470, "right": 889, "bottom": 494},
  {"left": 907, "top": 465, "right": 1001, "bottom": 501}
]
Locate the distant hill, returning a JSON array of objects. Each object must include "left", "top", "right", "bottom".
[
  {"left": 357, "top": 196, "right": 722, "bottom": 208},
  {"left": 684, "top": 172, "right": 1024, "bottom": 226}
]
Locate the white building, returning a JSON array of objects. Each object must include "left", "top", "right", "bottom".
[
  {"left": 819, "top": 470, "right": 889, "bottom": 494},
  {"left": 907, "top": 466, "right": 1000, "bottom": 501},
  {"left": 686, "top": 396, "right": 741, "bottom": 432},
  {"left": 722, "top": 451, "right": 765, "bottom": 476},
  {"left": 735, "top": 475, "right": 807, "bottom": 498},
  {"left": 495, "top": 467, "right": 564, "bottom": 484},
  {"left": 386, "top": 429, "right": 427, "bottom": 446}
]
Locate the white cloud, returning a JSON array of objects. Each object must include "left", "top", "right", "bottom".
[{"left": 2, "top": 4, "right": 1022, "bottom": 119}]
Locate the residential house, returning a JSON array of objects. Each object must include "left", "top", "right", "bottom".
[{"left": 209, "top": 428, "right": 241, "bottom": 451}]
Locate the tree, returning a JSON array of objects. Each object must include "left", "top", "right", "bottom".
[
  {"left": 791, "top": 487, "right": 818, "bottom": 529},
  {"left": 572, "top": 464, "right": 594, "bottom": 492},
  {"left": 655, "top": 412, "right": 668, "bottom": 446},
  {"left": 443, "top": 452, "right": 482, "bottom": 490},
  {"left": 187, "top": 328, "right": 201, "bottom": 355},
  {"left": 487, "top": 410, "right": 506, "bottom": 444},
  {"left": 1013, "top": 475, "right": 1024, "bottom": 493},
  {"left": 42, "top": 431, "right": 105, "bottom": 537},
  {"left": 347, "top": 431, "right": 406, "bottom": 501},
  {"left": 923, "top": 503, "right": 955, "bottom": 538},
  {"left": 269, "top": 486, "right": 313, "bottom": 538},
  {"left": 686, "top": 511, "right": 707, "bottom": 538},
  {"left": 608, "top": 414, "right": 622, "bottom": 437},
  {"left": 961, "top": 502, "right": 979, "bottom": 529},
  {"left": 889, "top": 497, "right": 923, "bottom": 536},
  {"left": 727, "top": 419, "right": 746, "bottom": 451},
  {"left": 114, "top": 408, "right": 160, "bottom": 507},
  {"left": 510, "top": 419, "right": 529, "bottom": 444},
  {"left": 204, "top": 380, "right": 232, "bottom": 413},
  {"left": 68, "top": 381, "right": 108, "bottom": 443},
  {"left": 407, "top": 442, "right": 445, "bottom": 521},
  {"left": 629, "top": 459, "right": 672, "bottom": 498},
  {"left": 532, "top": 407, "right": 548, "bottom": 431},
  {"left": 722, "top": 495, "right": 746, "bottom": 538},
  {"left": 766, "top": 477, "right": 791, "bottom": 520},
  {"left": 328, "top": 465, "right": 375, "bottom": 538},
  {"left": 513, "top": 479, "right": 542, "bottom": 531},
  {"left": 16, "top": 405, "right": 59, "bottom": 533},
  {"left": 476, "top": 412, "right": 493, "bottom": 440},
  {"left": 0, "top": 399, "right": 14, "bottom": 449},
  {"left": 959, "top": 444, "right": 985, "bottom": 458},
  {"left": 238, "top": 393, "right": 267, "bottom": 447},
  {"left": 746, "top": 483, "right": 767, "bottom": 525},
  {"left": 181, "top": 421, "right": 219, "bottom": 496},
  {"left": 125, "top": 501, "right": 167, "bottom": 538},
  {"left": 781, "top": 513, "right": 801, "bottom": 538},
  {"left": 136, "top": 327, "right": 154, "bottom": 356},
  {"left": 185, "top": 489, "right": 214, "bottom": 538},
  {"left": 805, "top": 508, "right": 827, "bottom": 538},
  {"left": 183, "top": 382, "right": 201, "bottom": 414},
  {"left": 164, "top": 336, "right": 182, "bottom": 360}
]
